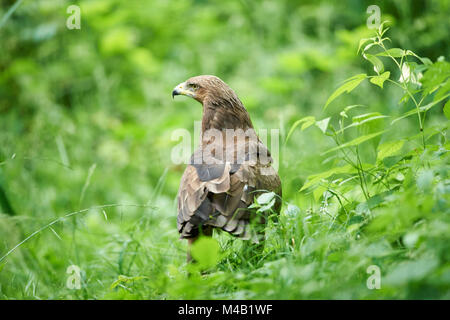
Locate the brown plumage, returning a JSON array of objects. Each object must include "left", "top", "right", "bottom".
[{"left": 172, "top": 75, "right": 282, "bottom": 260}]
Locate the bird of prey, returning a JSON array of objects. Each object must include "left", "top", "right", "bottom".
[{"left": 172, "top": 75, "right": 282, "bottom": 261}]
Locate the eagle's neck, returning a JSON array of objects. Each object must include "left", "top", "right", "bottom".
[{"left": 201, "top": 97, "right": 253, "bottom": 134}]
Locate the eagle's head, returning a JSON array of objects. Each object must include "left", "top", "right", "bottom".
[
  {"left": 172, "top": 75, "right": 239, "bottom": 105},
  {"left": 172, "top": 75, "right": 253, "bottom": 131}
]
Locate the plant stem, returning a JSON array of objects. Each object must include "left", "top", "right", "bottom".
[
  {"left": 356, "top": 147, "right": 370, "bottom": 200},
  {"left": 379, "top": 41, "right": 426, "bottom": 149}
]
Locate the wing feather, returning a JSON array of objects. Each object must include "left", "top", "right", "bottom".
[{"left": 177, "top": 139, "right": 281, "bottom": 239}]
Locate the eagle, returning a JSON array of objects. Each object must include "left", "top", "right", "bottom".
[{"left": 172, "top": 75, "right": 282, "bottom": 261}]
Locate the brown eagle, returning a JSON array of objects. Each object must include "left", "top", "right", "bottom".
[{"left": 172, "top": 75, "right": 282, "bottom": 261}]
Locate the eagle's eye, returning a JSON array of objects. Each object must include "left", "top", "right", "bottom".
[{"left": 190, "top": 83, "right": 199, "bottom": 90}]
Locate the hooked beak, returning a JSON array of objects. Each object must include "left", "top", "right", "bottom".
[{"left": 172, "top": 81, "right": 195, "bottom": 99}]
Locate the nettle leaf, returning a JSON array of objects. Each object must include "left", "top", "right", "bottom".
[
  {"left": 322, "top": 130, "right": 386, "bottom": 155},
  {"left": 384, "top": 256, "right": 439, "bottom": 286},
  {"left": 313, "top": 185, "right": 329, "bottom": 201},
  {"left": 416, "top": 169, "right": 434, "bottom": 191},
  {"left": 344, "top": 104, "right": 366, "bottom": 112},
  {"left": 355, "top": 202, "right": 370, "bottom": 215},
  {"left": 285, "top": 116, "right": 316, "bottom": 143},
  {"left": 420, "top": 61, "right": 450, "bottom": 95},
  {"left": 257, "top": 198, "right": 276, "bottom": 213},
  {"left": 315, "top": 117, "right": 330, "bottom": 133},
  {"left": 300, "top": 164, "right": 355, "bottom": 191},
  {"left": 377, "top": 140, "right": 405, "bottom": 161},
  {"left": 444, "top": 100, "right": 450, "bottom": 120},
  {"left": 406, "top": 50, "right": 433, "bottom": 66},
  {"left": 324, "top": 74, "right": 367, "bottom": 110},
  {"left": 337, "top": 112, "right": 388, "bottom": 134},
  {"left": 376, "top": 48, "right": 405, "bottom": 58},
  {"left": 284, "top": 203, "right": 300, "bottom": 217},
  {"left": 299, "top": 177, "right": 324, "bottom": 192},
  {"left": 354, "top": 112, "right": 387, "bottom": 136},
  {"left": 367, "top": 191, "right": 393, "bottom": 209},
  {"left": 352, "top": 112, "right": 386, "bottom": 122},
  {"left": 340, "top": 105, "right": 367, "bottom": 119},
  {"left": 256, "top": 191, "right": 276, "bottom": 205},
  {"left": 391, "top": 93, "right": 450, "bottom": 124},
  {"left": 364, "top": 53, "right": 384, "bottom": 74},
  {"left": 370, "top": 71, "right": 390, "bottom": 88},
  {"left": 435, "top": 79, "right": 450, "bottom": 101}
]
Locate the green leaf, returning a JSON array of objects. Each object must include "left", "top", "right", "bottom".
[
  {"left": 378, "top": 21, "right": 391, "bottom": 36},
  {"left": 337, "top": 113, "right": 388, "bottom": 134},
  {"left": 370, "top": 71, "right": 390, "bottom": 88},
  {"left": 367, "top": 192, "right": 389, "bottom": 209},
  {"left": 406, "top": 50, "right": 433, "bottom": 66},
  {"left": 284, "top": 203, "right": 300, "bottom": 217},
  {"left": 344, "top": 104, "right": 367, "bottom": 113},
  {"left": 391, "top": 93, "right": 450, "bottom": 124},
  {"left": 340, "top": 105, "right": 367, "bottom": 119},
  {"left": 383, "top": 155, "right": 403, "bottom": 168},
  {"left": 301, "top": 117, "right": 316, "bottom": 131},
  {"left": 285, "top": 116, "right": 315, "bottom": 143},
  {"left": 384, "top": 256, "right": 438, "bottom": 286},
  {"left": 315, "top": 117, "right": 330, "bottom": 133},
  {"left": 354, "top": 112, "right": 387, "bottom": 137},
  {"left": 362, "top": 42, "right": 377, "bottom": 54},
  {"left": 191, "top": 237, "right": 220, "bottom": 269},
  {"left": 357, "top": 37, "right": 375, "bottom": 54},
  {"left": 257, "top": 198, "right": 276, "bottom": 213},
  {"left": 364, "top": 54, "right": 384, "bottom": 74},
  {"left": 416, "top": 170, "right": 434, "bottom": 191},
  {"left": 256, "top": 192, "right": 276, "bottom": 205},
  {"left": 300, "top": 164, "right": 355, "bottom": 191},
  {"left": 435, "top": 79, "right": 450, "bottom": 101},
  {"left": 313, "top": 185, "right": 327, "bottom": 201},
  {"left": 322, "top": 130, "right": 386, "bottom": 155},
  {"left": 324, "top": 74, "right": 367, "bottom": 110},
  {"left": 444, "top": 99, "right": 450, "bottom": 120},
  {"left": 420, "top": 60, "right": 450, "bottom": 95},
  {"left": 352, "top": 112, "right": 387, "bottom": 123},
  {"left": 377, "top": 140, "right": 405, "bottom": 161},
  {"left": 357, "top": 38, "right": 369, "bottom": 54},
  {"left": 376, "top": 48, "right": 405, "bottom": 58}
]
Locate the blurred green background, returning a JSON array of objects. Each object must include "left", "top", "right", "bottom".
[{"left": 0, "top": 0, "right": 449, "bottom": 299}]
